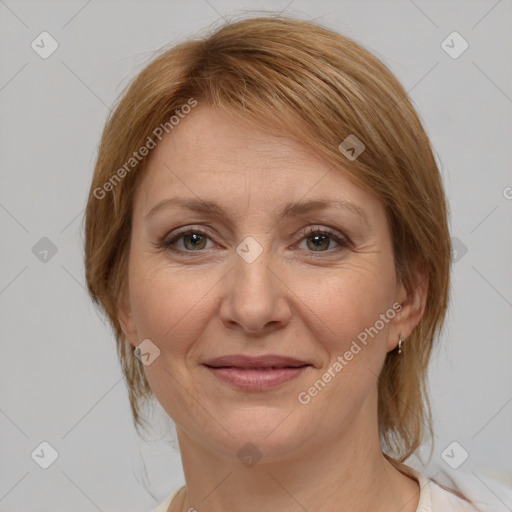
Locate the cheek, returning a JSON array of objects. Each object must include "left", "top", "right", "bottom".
[
  {"left": 294, "top": 261, "right": 396, "bottom": 360},
  {"left": 129, "top": 264, "right": 218, "bottom": 353},
  {"left": 293, "top": 266, "right": 395, "bottom": 417},
  {"left": 129, "top": 266, "right": 219, "bottom": 411}
]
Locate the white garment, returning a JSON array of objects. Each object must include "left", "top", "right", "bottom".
[{"left": 149, "top": 464, "right": 511, "bottom": 512}]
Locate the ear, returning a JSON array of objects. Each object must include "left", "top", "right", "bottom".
[
  {"left": 386, "top": 264, "right": 428, "bottom": 352},
  {"left": 116, "top": 284, "right": 139, "bottom": 349}
]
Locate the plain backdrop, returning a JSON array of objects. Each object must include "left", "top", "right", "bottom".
[{"left": 0, "top": 1, "right": 511, "bottom": 511}]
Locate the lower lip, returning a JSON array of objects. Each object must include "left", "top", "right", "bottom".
[{"left": 204, "top": 366, "right": 310, "bottom": 390}]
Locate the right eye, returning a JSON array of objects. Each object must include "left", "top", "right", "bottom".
[{"left": 160, "top": 228, "right": 216, "bottom": 253}]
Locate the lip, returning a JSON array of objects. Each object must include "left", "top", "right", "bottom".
[
  {"left": 205, "top": 366, "right": 310, "bottom": 390},
  {"left": 202, "top": 354, "right": 312, "bottom": 391},
  {"left": 202, "top": 354, "right": 310, "bottom": 369}
]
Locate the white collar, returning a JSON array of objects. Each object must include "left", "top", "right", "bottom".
[{"left": 397, "top": 463, "right": 433, "bottom": 512}]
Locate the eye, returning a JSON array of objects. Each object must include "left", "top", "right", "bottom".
[
  {"left": 159, "top": 226, "right": 349, "bottom": 255},
  {"left": 296, "top": 226, "right": 349, "bottom": 253},
  {"left": 161, "top": 228, "right": 215, "bottom": 253}
]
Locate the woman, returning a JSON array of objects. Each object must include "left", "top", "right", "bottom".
[{"left": 84, "top": 16, "right": 491, "bottom": 512}]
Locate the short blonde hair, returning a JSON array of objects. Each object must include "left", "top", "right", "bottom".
[{"left": 84, "top": 16, "right": 451, "bottom": 467}]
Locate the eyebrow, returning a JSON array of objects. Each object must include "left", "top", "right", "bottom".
[{"left": 145, "top": 197, "right": 370, "bottom": 228}]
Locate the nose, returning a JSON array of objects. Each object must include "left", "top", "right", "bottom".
[{"left": 219, "top": 239, "right": 292, "bottom": 335}]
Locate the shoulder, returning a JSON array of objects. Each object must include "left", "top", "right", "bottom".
[
  {"left": 398, "top": 463, "right": 512, "bottom": 512},
  {"left": 429, "top": 479, "right": 509, "bottom": 512},
  {"left": 421, "top": 466, "right": 512, "bottom": 512},
  {"left": 430, "top": 480, "right": 485, "bottom": 511}
]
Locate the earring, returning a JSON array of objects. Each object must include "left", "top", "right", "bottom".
[{"left": 398, "top": 335, "right": 405, "bottom": 354}]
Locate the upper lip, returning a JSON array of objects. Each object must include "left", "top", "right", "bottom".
[{"left": 203, "top": 354, "right": 311, "bottom": 369}]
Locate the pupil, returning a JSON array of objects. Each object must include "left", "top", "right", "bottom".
[
  {"left": 186, "top": 233, "right": 205, "bottom": 249},
  {"left": 310, "top": 234, "right": 328, "bottom": 250}
]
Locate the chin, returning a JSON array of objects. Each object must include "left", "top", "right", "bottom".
[{"left": 203, "top": 410, "right": 312, "bottom": 462}]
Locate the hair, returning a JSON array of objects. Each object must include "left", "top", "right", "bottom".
[{"left": 83, "top": 14, "right": 477, "bottom": 506}]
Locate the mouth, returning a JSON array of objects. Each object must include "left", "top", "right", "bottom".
[
  {"left": 203, "top": 363, "right": 312, "bottom": 390},
  {"left": 204, "top": 364, "right": 310, "bottom": 370},
  {"left": 202, "top": 354, "right": 311, "bottom": 369}
]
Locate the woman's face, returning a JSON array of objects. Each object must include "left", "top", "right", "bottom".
[{"left": 119, "top": 105, "right": 420, "bottom": 462}]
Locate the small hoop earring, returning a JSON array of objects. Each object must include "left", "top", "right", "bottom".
[{"left": 398, "top": 335, "right": 405, "bottom": 354}]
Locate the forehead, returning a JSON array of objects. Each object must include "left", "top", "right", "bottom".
[
  {"left": 135, "top": 105, "right": 377, "bottom": 216},
  {"left": 146, "top": 106, "right": 324, "bottom": 176}
]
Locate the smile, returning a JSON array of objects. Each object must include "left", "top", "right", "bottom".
[{"left": 203, "top": 365, "right": 311, "bottom": 391}]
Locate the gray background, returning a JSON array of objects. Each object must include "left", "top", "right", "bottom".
[{"left": 1, "top": 1, "right": 511, "bottom": 511}]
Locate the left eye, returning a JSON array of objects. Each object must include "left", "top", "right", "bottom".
[{"left": 297, "top": 227, "right": 349, "bottom": 252}]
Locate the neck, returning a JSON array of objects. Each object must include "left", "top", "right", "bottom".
[{"left": 171, "top": 407, "right": 420, "bottom": 512}]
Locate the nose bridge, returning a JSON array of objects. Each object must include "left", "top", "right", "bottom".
[
  {"left": 220, "top": 233, "right": 289, "bottom": 332},
  {"left": 234, "top": 234, "right": 276, "bottom": 304}
]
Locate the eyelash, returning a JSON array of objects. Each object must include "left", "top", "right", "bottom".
[{"left": 158, "top": 226, "right": 350, "bottom": 256}]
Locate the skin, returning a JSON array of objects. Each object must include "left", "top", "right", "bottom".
[{"left": 118, "top": 105, "right": 428, "bottom": 512}]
